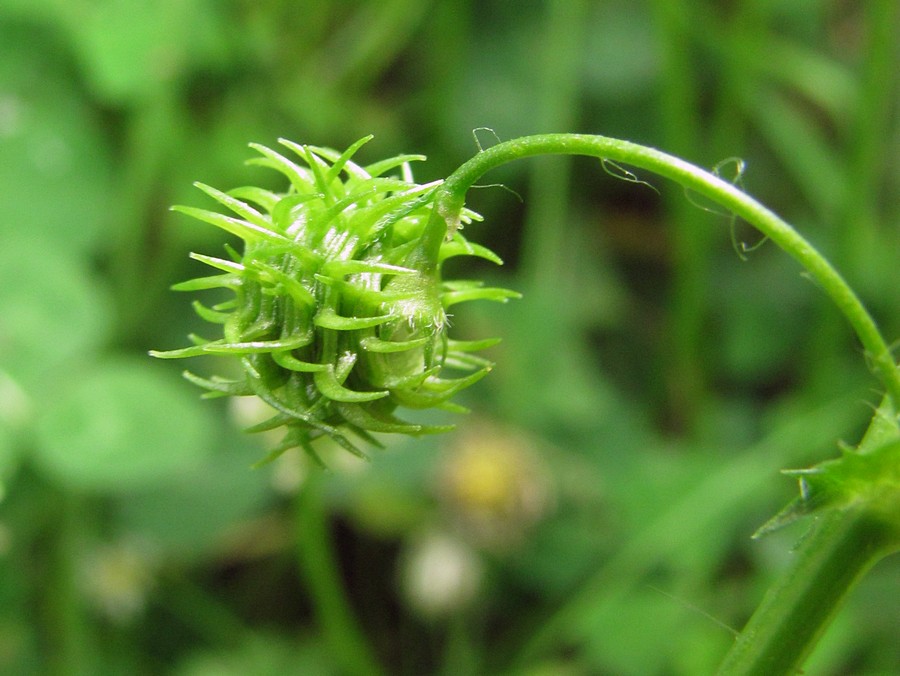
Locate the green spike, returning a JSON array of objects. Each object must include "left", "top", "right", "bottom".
[
  {"left": 193, "top": 182, "right": 273, "bottom": 230},
  {"left": 243, "top": 412, "right": 293, "bottom": 434},
  {"left": 365, "top": 154, "right": 427, "bottom": 178},
  {"left": 447, "top": 337, "right": 502, "bottom": 352},
  {"left": 172, "top": 205, "right": 284, "bottom": 243},
  {"left": 189, "top": 252, "right": 246, "bottom": 275},
  {"left": 191, "top": 300, "right": 230, "bottom": 324},
  {"left": 272, "top": 351, "right": 329, "bottom": 372},
  {"left": 319, "top": 260, "right": 416, "bottom": 278},
  {"left": 226, "top": 186, "right": 281, "bottom": 212},
  {"left": 247, "top": 143, "right": 314, "bottom": 193},
  {"left": 250, "top": 262, "right": 317, "bottom": 307},
  {"left": 280, "top": 139, "right": 332, "bottom": 197},
  {"left": 333, "top": 402, "right": 423, "bottom": 435},
  {"left": 314, "top": 308, "right": 391, "bottom": 330},
  {"left": 199, "top": 334, "right": 313, "bottom": 354},
  {"left": 313, "top": 135, "right": 374, "bottom": 183},
  {"left": 313, "top": 365, "right": 389, "bottom": 403},
  {"left": 180, "top": 371, "right": 252, "bottom": 396},
  {"left": 171, "top": 274, "right": 240, "bottom": 292},
  {"left": 441, "top": 286, "right": 522, "bottom": 308},
  {"left": 438, "top": 239, "right": 504, "bottom": 264},
  {"left": 360, "top": 335, "right": 431, "bottom": 353},
  {"left": 391, "top": 368, "right": 491, "bottom": 409},
  {"left": 443, "top": 352, "right": 494, "bottom": 371},
  {"left": 149, "top": 344, "right": 213, "bottom": 359}
]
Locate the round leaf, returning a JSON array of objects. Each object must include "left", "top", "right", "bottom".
[
  {"left": 0, "top": 25, "right": 113, "bottom": 255},
  {"left": 0, "top": 235, "right": 112, "bottom": 389},
  {"left": 34, "top": 358, "right": 215, "bottom": 493}
]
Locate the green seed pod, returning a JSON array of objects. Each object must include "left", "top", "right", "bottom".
[{"left": 151, "top": 136, "right": 519, "bottom": 464}]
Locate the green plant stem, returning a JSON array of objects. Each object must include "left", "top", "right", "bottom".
[
  {"left": 807, "top": 0, "right": 900, "bottom": 399},
  {"left": 294, "top": 471, "right": 385, "bottom": 676},
  {"left": 715, "top": 508, "right": 897, "bottom": 675},
  {"left": 651, "top": 0, "right": 712, "bottom": 427},
  {"left": 421, "top": 133, "right": 900, "bottom": 409},
  {"left": 497, "top": 0, "right": 586, "bottom": 423},
  {"left": 518, "top": 0, "right": 584, "bottom": 289},
  {"left": 717, "top": 393, "right": 898, "bottom": 674},
  {"left": 422, "top": 134, "right": 900, "bottom": 673},
  {"left": 111, "top": 92, "right": 184, "bottom": 342},
  {"left": 157, "top": 572, "right": 248, "bottom": 646},
  {"left": 839, "top": 0, "right": 899, "bottom": 268},
  {"left": 42, "top": 489, "right": 92, "bottom": 676},
  {"left": 508, "top": 389, "right": 871, "bottom": 668}
]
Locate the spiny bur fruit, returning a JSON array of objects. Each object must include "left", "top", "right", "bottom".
[{"left": 151, "top": 136, "right": 519, "bottom": 465}]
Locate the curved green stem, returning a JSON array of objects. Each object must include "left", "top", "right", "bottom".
[
  {"left": 422, "top": 133, "right": 900, "bottom": 408},
  {"left": 422, "top": 133, "right": 900, "bottom": 674}
]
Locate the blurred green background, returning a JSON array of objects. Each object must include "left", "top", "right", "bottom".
[{"left": 1, "top": 1, "right": 898, "bottom": 674}]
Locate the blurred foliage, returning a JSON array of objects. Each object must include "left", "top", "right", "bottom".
[{"left": 0, "top": 1, "right": 898, "bottom": 674}]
